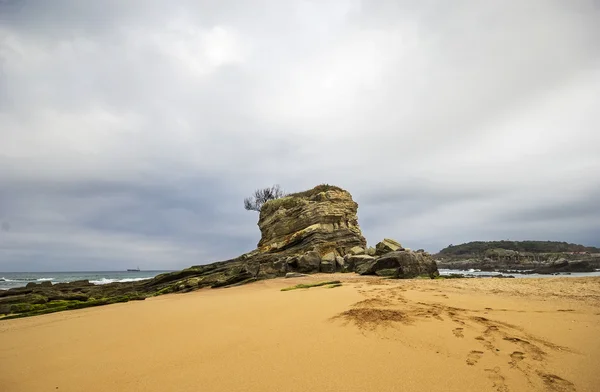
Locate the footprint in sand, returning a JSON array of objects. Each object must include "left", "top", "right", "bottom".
[
  {"left": 509, "top": 351, "right": 525, "bottom": 367},
  {"left": 475, "top": 336, "right": 496, "bottom": 352},
  {"left": 466, "top": 350, "right": 484, "bottom": 366},
  {"left": 484, "top": 325, "right": 499, "bottom": 335},
  {"left": 537, "top": 372, "right": 576, "bottom": 392},
  {"left": 484, "top": 367, "right": 509, "bottom": 392},
  {"left": 452, "top": 327, "right": 464, "bottom": 338},
  {"left": 503, "top": 336, "right": 545, "bottom": 361}
]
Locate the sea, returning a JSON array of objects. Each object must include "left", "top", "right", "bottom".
[{"left": 0, "top": 270, "right": 173, "bottom": 291}]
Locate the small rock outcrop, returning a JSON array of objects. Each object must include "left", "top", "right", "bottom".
[
  {"left": 357, "top": 250, "right": 439, "bottom": 278},
  {"left": 375, "top": 238, "right": 404, "bottom": 255}
]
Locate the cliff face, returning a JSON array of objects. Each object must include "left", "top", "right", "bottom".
[{"left": 256, "top": 185, "right": 366, "bottom": 256}]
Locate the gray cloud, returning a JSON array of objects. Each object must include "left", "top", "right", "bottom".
[{"left": 1, "top": 0, "right": 599, "bottom": 271}]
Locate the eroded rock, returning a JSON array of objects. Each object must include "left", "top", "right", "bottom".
[
  {"left": 347, "top": 255, "right": 376, "bottom": 274},
  {"left": 359, "top": 250, "right": 438, "bottom": 278},
  {"left": 297, "top": 251, "right": 322, "bottom": 273},
  {"left": 375, "top": 238, "right": 404, "bottom": 255},
  {"left": 257, "top": 185, "right": 366, "bottom": 255}
]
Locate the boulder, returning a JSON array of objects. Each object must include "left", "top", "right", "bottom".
[
  {"left": 358, "top": 250, "right": 438, "bottom": 278},
  {"left": 297, "top": 251, "right": 322, "bottom": 273},
  {"left": 347, "top": 246, "right": 365, "bottom": 255},
  {"left": 321, "top": 251, "right": 337, "bottom": 263},
  {"left": 366, "top": 247, "right": 377, "bottom": 256},
  {"left": 375, "top": 238, "right": 403, "bottom": 255},
  {"left": 374, "top": 269, "right": 398, "bottom": 277},
  {"left": 347, "top": 255, "right": 376, "bottom": 274},
  {"left": 320, "top": 261, "right": 335, "bottom": 273},
  {"left": 335, "top": 256, "right": 345, "bottom": 270}
]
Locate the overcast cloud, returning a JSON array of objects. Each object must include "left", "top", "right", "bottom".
[{"left": 1, "top": 0, "right": 599, "bottom": 271}]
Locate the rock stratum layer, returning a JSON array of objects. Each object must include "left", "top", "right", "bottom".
[
  {"left": 257, "top": 185, "right": 366, "bottom": 255},
  {"left": 0, "top": 184, "right": 438, "bottom": 319}
]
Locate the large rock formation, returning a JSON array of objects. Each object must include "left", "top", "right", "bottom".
[
  {"left": 257, "top": 185, "right": 366, "bottom": 256},
  {"left": 0, "top": 184, "right": 439, "bottom": 319}
]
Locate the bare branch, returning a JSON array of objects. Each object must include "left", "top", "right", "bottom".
[{"left": 244, "top": 184, "right": 285, "bottom": 212}]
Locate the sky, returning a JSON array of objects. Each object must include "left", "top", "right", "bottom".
[{"left": 1, "top": 0, "right": 599, "bottom": 271}]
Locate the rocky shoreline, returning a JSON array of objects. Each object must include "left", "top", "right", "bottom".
[
  {"left": 0, "top": 185, "right": 439, "bottom": 319},
  {"left": 5, "top": 185, "right": 597, "bottom": 320},
  {"left": 436, "top": 256, "right": 599, "bottom": 275}
]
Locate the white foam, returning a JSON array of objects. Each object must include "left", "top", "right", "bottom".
[
  {"left": 0, "top": 277, "right": 15, "bottom": 282},
  {"left": 36, "top": 278, "right": 54, "bottom": 282},
  {"left": 90, "top": 277, "right": 152, "bottom": 285},
  {"left": 118, "top": 277, "right": 152, "bottom": 283}
]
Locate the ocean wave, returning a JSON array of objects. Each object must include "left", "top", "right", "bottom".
[
  {"left": 37, "top": 278, "right": 54, "bottom": 282},
  {"left": 90, "top": 277, "right": 152, "bottom": 285},
  {"left": 0, "top": 277, "right": 37, "bottom": 282}
]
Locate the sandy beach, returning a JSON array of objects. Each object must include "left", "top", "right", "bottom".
[{"left": 1, "top": 275, "right": 599, "bottom": 392}]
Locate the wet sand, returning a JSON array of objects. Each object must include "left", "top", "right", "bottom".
[{"left": 1, "top": 275, "right": 599, "bottom": 392}]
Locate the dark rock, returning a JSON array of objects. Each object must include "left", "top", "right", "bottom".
[
  {"left": 335, "top": 256, "right": 345, "bottom": 270},
  {"left": 374, "top": 268, "right": 398, "bottom": 277},
  {"left": 46, "top": 293, "right": 89, "bottom": 302},
  {"left": 320, "top": 261, "right": 335, "bottom": 273},
  {"left": 359, "top": 250, "right": 439, "bottom": 278},
  {"left": 210, "top": 268, "right": 254, "bottom": 288},
  {"left": 375, "top": 238, "right": 404, "bottom": 255},
  {"left": 532, "top": 260, "right": 594, "bottom": 274},
  {"left": 286, "top": 256, "right": 299, "bottom": 269},
  {"left": 345, "top": 255, "right": 375, "bottom": 273},
  {"left": 0, "top": 293, "right": 48, "bottom": 306},
  {"left": 297, "top": 251, "right": 322, "bottom": 273}
]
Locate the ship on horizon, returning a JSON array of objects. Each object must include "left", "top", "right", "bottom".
[{"left": 126, "top": 266, "right": 140, "bottom": 272}]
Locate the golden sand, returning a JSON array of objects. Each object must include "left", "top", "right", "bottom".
[{"left": 1, "top": 275, "right": 599, "bottom": 392}]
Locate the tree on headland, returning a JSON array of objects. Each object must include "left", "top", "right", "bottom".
[{"left": 244, "top": 184, "right": 285, "bottom": 212}]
